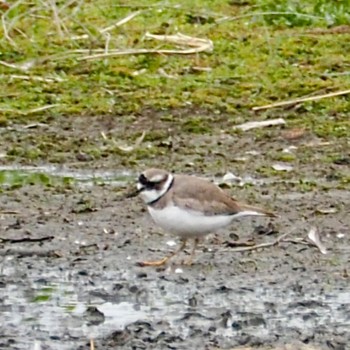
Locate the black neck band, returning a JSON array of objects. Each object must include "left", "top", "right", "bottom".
[{"left": 147, "top": 176, "right": 174, "bottom": 205}]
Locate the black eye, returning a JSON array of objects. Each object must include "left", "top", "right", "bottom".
[
  {"left": 139, "top": 174, "right": 148, "bottom": 186},
  {"left": 139, "top": 174, "right": 156, "bottom": 188}
]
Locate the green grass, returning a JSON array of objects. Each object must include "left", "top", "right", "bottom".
[
  {"left": 0, "top": 170, "right": 74, "bottom": 189},
  {"left": 0, "top": 0, "right": 349, "bottom": 183},
  {"left": 257, "top": 0, "right": 350, "bottom": 27},
  {"left": 1, "top": 0, "right": 350, "bottom": 118}
]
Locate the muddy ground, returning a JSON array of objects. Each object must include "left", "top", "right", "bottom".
[{"left": 0, "top": 115, "right": 349, "bottom": 350}]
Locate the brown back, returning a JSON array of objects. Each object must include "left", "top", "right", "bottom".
[{"left": 151, "top": 174, "right": 242, "bottom": 215}]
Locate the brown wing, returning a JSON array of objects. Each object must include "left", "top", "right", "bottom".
[
  {"left": 171, "top": 175, "right": 242, "bottom": 216},
  {"left": 169, "top": 175, "right": 277, "bottom": 217}
]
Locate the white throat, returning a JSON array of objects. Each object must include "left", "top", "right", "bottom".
[{"left": 139, "top": 174, "right": 174, "bottom": 205}]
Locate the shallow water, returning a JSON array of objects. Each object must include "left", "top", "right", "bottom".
[
  {"left": 0, "top": 164, "right": 340, "bottom": 190},
  {"left": 0, "top": 165, "right": 349, "bottom": 349},
  {"left": 1, "top": 252, "right": 349, "bottom": 350},
  {"left": 0, "top": 165, "right": 133, "bottom": 188}
]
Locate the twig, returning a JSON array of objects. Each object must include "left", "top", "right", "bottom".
[
  {"left": 0, "top": 210, "right": 20, "bottom": 215},
  {"left": 224, "top": 240, "right": 256, "bottom": 248},
  {"left": 252, "top": 89, "right": 350, "bottom": 111},
  {"left": 283, "top": 238, "right": 312, "bottom": 246},
  {"left": 90, "top": 338, "right": 95, "bottom": 350},
  {"left": 0, "top": 236, "right": 54, "bottom": 243},
  {"left": 283, "top": 237, "right": 328, "bottom": 252},
  {"left": 226, "top": 225, "right": 329, "bottom": 255},
  {"left": 227, "top": 229, "right": 295, "bottom": 253},
  {"left": 23, "top": 123, "right": 49, "bottom": 129}
]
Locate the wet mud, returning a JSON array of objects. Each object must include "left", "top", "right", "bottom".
[{"left": 0, "top": 177, "right": 349, "bottom": 349}]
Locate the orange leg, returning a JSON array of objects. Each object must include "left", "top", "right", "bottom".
[
  {"left": 138, "top": 239, "right": 187, "bottom": 267},
  {"left": 183, "top": 238, "right": 200, "bottom": 266}
]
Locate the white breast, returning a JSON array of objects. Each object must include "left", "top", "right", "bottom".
[{"left": 148, "top": 205, "right": 234, "bottom": 238}]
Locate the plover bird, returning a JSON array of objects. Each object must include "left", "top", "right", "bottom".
[{"left": 129, "top": 168, "right": 276, "bottom": 266}]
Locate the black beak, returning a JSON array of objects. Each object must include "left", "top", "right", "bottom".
[{"left": 125, "top": 186, "right": 144, "bottom": 198}]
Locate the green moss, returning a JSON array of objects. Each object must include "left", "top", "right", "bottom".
[
  {"left": 257, "top": 0, "right": 350, "bottom": 27},
  {"left": 32, "top": 295, "right": 51, "bottom": 303},
  {"left": 273, "top": 153, "right": 296, "bottom": 162},
  {"left": 0, "top": 0, "right": 348, "bottom": 172},
  {"left": 256, "top": 166, "right": 279, "bottom": 177},
  {"left": 144, "top": 130, "right": 168, "bottom": 142},
  {"left": 297, "top": 179, "right": 318, "bottom": 192},
  {"left": 0, "top": 170, "right": 75, "bottom": 189},
  {"left": 0, "top": 116, "right": 8, "bottom": 126},
  {"left": 181, "top": 117, "right": 212, "bottom": 134},
  {"left": 340, "top": 176, "right": 350, "bottom": 185}
]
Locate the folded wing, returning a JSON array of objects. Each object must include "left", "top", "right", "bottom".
[{"left": 172, "top": 175, "right": 276, "bottom": 218}]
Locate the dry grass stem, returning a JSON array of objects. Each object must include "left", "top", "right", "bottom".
[
  {"left": 23, "top": 104, "right": 61, "bottom": 115},
  {"left": 0, "top": 60, "right": 26, "bottom": 71},
  {"left": 102, "top": 130, "right": 146, "bottom": 153},
  {"left": 0, "top": 104, "right": 60, "bottom": 116},
  {"left": 1, "top": 14, "right": 16, "bottom": 47},
  {"left": 104, "top": 32, "right": 111, "bottom": 54},
  {"left": 1, "top": 0, "right": 26, "bottom": 41},
  {"left": 9, "top": 74, "right": 64, "bottom": 83},
  {"left": 0, "top": 58, "right": 36, "bottom": 71},
  {"left": 78, "top": 33, "right": 212, "bottom": 61},
  {"left": 71, "top": 10, "right": 142, "bottom": 40},
  {"left": 304, "top": 141, "right": 332, "bottom": 148},
  {"left": 253, "top": 89, "right": 350, "bottom": 111},
  {"left": 101, "top": 10, "right": 142, "bottom": 33},
  {"left": 78, "top": 48, "right": 209, "bottom": 61},
  {"left": 234, "top": 118, "right": 286, "bottom": 131},
  {"left": 48, "top": 0, "right": 65, "bottom": 38},
  {"left": 217, "top": 11, "right": 324, "bottom": 24},
  {"left": 145, "top": 32, "right": 213, "bottom": 50}
]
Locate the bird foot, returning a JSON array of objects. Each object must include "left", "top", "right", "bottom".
[{"left": 137, "top": 257, "right": 168, "bottom": 267}]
